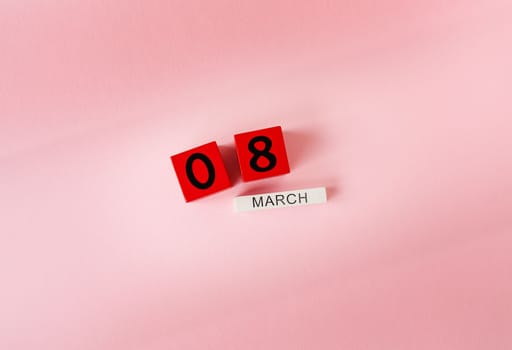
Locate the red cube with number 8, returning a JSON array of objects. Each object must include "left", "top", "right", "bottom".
[
  {"left": 234, "top": 126, "right": 290, "bottom": 182},
  {"left": 171, "top": 141, "right": 232, "bottom": 202}
]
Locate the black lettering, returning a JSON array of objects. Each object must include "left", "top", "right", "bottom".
[
  {"left": 252, "top": 196, "right": 264, "bottom": 208},
  {"left": 298, "top": 192, "right": 308, "bottom": 204},
  {"left": 275, "top": 194, "right": 285, "bottom": 206},
  {"left": 286, "top": 193, "right": 297, "bottom": 204}
]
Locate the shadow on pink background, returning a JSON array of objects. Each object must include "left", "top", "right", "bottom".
[{"left": 1, "top": 1, "right": 511, "bottom": 349}]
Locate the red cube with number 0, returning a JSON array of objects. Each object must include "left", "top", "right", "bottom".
[
  {"left": 234, "top": 126, "right": 290, "bottom": 182},
  {"left": 171, "top": 141, "right": 232, "bottom": 202}
]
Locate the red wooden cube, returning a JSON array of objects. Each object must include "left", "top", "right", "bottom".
[
  {"left": 234, "top": 126, "right": 290, "bottom": 182},
  {"left": 171, "top": 141, "right": 231, "bottom": 202}
]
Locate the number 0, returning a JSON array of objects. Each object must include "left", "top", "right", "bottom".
[{"left": 185, "top": 153, "right": 216, "bottom": 189}]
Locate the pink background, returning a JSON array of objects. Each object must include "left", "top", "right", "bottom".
[{"left": 1, "top": 1, "right": 512, "bottom": 349}]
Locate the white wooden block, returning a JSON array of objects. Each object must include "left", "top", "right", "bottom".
[{"left": 234, "top": 187, "right": 327, "bottom": 212}]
